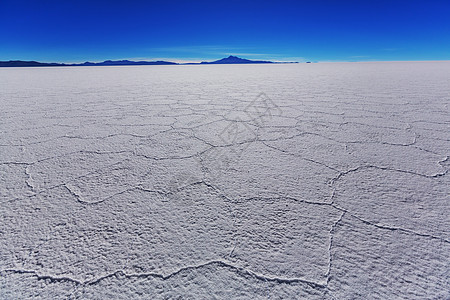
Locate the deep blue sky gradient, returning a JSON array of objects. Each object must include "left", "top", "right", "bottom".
[{"left": 1, "top": 0, "right": 449, "bottom": 62}]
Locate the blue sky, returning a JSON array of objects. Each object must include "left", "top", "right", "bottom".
[{"left": 1, "top": 0, "right": 449, "bottom": 62}]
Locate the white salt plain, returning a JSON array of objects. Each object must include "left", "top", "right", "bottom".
[{"left": 0, "top": 62, "right": 449, "bottom": 299}]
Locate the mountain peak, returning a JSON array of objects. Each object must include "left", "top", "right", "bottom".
[{"left": 205, "top": 55, "right": 274, "bottom": 64}]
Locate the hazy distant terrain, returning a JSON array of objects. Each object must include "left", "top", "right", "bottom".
[
  {"left": 0, "top": 62, "right": 449, "bottom": 299},
  {"left": 0, "top": 55, "right": 284, "bottom": 67}
]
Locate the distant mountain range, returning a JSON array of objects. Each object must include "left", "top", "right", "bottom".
[{"left": 0, "top": 56, "right": 298, "bottom": 67}]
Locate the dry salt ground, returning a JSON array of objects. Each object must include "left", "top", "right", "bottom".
[{"left": 0, "top": 62, "right": 449, "bottom": 299}]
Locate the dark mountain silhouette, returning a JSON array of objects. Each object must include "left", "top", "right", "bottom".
[
  {"left": 201, "top": 55, "right": 273, "bottom": 64},
  {"left": 0, "top": 60, "right": 66, "bottom": 67},
  {"left": 0, "top": 56, "right": 298, "bottom": 67},
  {"left": 81, "top": 60, "right": 177, "bottom": 66}
]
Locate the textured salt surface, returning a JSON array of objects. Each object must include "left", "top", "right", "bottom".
[{"left": 0, "top": 62, "right": 449, "bottom": 299}]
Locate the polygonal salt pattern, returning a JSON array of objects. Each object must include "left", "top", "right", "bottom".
[{"left": 0, "top": 62, "right": 449, "bottom": 299}]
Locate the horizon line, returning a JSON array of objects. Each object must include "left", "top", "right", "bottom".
[{"left": 1, "top": 57, "right": 450, "bottom": 65}]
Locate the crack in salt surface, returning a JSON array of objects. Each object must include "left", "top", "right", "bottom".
[
  {"left": 1, "top": 260, "right": 326, "bottom": 289},
  {"left": 63, "top": 180, "right": 216, "bottom": 205},
  {"left": 325, "top": 212, "right": 346, "bottom": 285},
  {"left": 329, "top": 164, "right": 447, "bottom": 186},
  {"left": 331, "top": 206, "right": 450, "bottom": 244}
]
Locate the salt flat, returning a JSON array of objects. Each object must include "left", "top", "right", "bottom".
[{"left": 0, "top": 62, "right": 449, "bottom": 299}]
